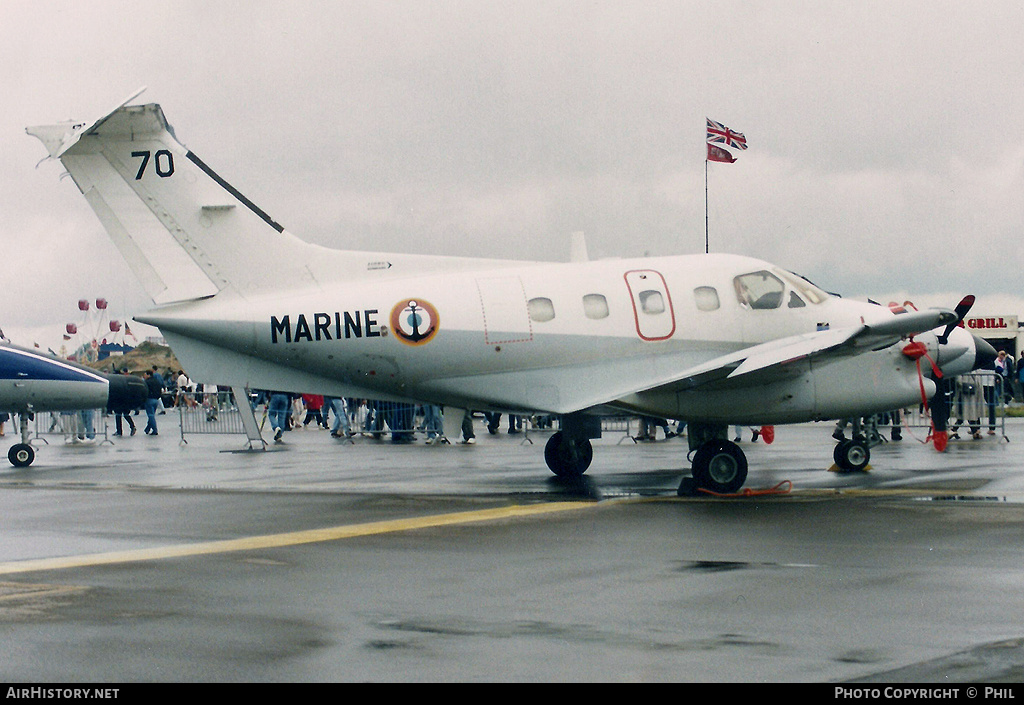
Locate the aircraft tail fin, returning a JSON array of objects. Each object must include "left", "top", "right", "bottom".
[{"left": 28, "top": 94, "right": 321, "bottom": 304}]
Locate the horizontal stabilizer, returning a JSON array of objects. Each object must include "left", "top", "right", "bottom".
[
  {"left": 27, "top": 86, "right": 148, "bottom": 160},
  {"left": 28, "top": 96, "right": 314, "bottom": 304}
]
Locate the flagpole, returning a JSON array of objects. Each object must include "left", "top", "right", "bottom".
[
  {"left": 705, "top": 118, "right": 747, "bottom": 256},
  {"left": 704, "top": 158, "right": 709, "bottom": 254}
]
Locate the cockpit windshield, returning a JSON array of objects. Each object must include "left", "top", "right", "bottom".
[
  {"left": 733, "top": 268, "right": 830, "bottom": 310},
  {"left": 734, "top": 271, "right": 785, "bottom": 309},
  {"left": 774, "top": 268, "right": 829, "bottom": 305}
]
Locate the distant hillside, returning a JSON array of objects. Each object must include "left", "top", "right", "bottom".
[{"left": 84, "top": 341, "right": 181, "bottom": 376}]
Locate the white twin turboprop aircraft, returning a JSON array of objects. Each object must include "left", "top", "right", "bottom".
[{"left": 27, "top": 90, "right": 996, "bottom": 494}]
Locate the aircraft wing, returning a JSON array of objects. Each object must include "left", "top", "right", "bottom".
[
  {"left": 420, "top": 307, "right": 957, "bottom": 414},
  {"left": 637, "top": 307, "right": 958, "bottom": 396}
]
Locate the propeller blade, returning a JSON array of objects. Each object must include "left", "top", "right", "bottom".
[
  {"left": 938, "top": 295, "right": 975, "bottom": 344},
  {"left": 954, "top": 295, "right": 975, "bottom": 320}
]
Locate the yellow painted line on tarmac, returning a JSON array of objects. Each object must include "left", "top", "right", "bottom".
[
  {"left": 654, "top": 486, "right": 1024, "bottom": 502},
  {"left": 0, "top": 501, "right": 593, "bottom": 576},
  {"left": 793, "top": 487, "right": 1023, "bottom": 500}
]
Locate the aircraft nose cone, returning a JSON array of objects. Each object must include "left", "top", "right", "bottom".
[
  {"left": 107, "top": 373, "right": 147, "bottom": 412},
  {"left": 973, "top": 334, "right": 998, "bottom": 371}
]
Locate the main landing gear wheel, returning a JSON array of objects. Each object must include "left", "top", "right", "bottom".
[
  {"left": 685, "top": 439, "right": 748, "bottom": 495},
  {"left": 833, "top": 439, "right": 870, "bottom": 472},
  {"left": 8, "top": 443, "right": 35, "bottom": 468},
  {"left": 544, "top": 431, "right": 594, "bottom": 478}
]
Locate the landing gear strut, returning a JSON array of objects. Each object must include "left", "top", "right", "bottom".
[
  {"left": 832, "top": 417, "right": 872, "bottom": 472},
  {"left": 7, "top": 411, "right": 36, "bottom": 468},
  {"left": 544, "top": 431, "right": 593, "bottom": 478},
  {"left": 544, "top": 413, "right": 601, "bottom": 478}
]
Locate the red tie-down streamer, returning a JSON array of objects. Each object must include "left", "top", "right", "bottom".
[{"left": 902, "top": 339, "right": 947, "bottom": 451}]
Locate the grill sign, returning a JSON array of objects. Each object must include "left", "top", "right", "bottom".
[{"left": 965, "top": 316, "right": 1016, "bottom": 332}]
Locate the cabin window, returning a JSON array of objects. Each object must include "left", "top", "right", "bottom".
[
  {"left": 694, "top": 286, "right": 720, "bottom": 311},
  {"left": 583, "top": 294, "right": 609, "bottom": 320},
  {"left": 734, "top": 271, "right": 785, "bottom": 310},
  {"left": 788, "top": 291, "right": 806, "bottom": 308},
  {"left": 527, "top": 297, "right": 555, "bottom": 322},
  {"left": 638, "top": 290, "right": 665, "bottom": 315}
]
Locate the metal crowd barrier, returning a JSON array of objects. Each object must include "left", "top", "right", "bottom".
[
  {"left": 945, "top": 371, "right": 1009, "bottom": 440},
  {"left": 204, "top": 398, "right": 567, "bottom": 445},
  {"left": 343, "top": 402, "right": 559, "bottom": 444},
  {"left": 600, "top": 416, "right": 639, "bottom": 443},
  {"left": 176, "top": 389, "right": 250, "bottom": 443},
  {"left": 170, "top": 394, "right": 690, "bottom": 446},
  {"left": 31, "top": 409, "right": 113, "bottom": 446}
]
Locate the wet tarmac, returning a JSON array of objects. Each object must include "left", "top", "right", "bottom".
[{"left": 1, "top": 415, "right": 1023, "bottom": 683}]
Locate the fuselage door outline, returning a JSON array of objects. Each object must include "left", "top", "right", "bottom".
[{"left": 624, "top": 269, "right": 676, "bottom": 341}]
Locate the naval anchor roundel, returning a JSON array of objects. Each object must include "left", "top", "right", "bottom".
[{"left": 390, "top": 299, "right": 440, "bottom": 346}]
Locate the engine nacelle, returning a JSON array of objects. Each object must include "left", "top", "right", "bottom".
[
  {"left": 812, "top": 344, "right": 934, "bottom": 421},
  {"left": 673, "top": 343, "right": 934, "bottom": 425}
]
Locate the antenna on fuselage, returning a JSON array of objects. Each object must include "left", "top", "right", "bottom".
[{"left": 570, "top": 231, "right": 589, "bottom": 263}]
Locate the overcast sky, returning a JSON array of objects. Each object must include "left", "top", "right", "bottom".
[{"left": 3, "top": 0, "right": 1023, "bottom": 353}]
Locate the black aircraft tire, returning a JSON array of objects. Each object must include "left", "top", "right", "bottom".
[
  {"left": 8, "top": 443, "right": 35, "bottom": 468},
  {"left": 833, "top": 440, "right": 850, "bottom": 468},
  {"left": 691, "top": 439, "right": 747, "bottom": 494},
  {"left": 833, "top": 439, "right": 869, "bottom": 472},
  {"left": 544, "top": 431, "right": 594, "bottom": 478}
]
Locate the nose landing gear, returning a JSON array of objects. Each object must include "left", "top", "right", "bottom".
[
  {"left": 832, "top": 438, "right": 870, "bottom": 472},
  {"left": 7, "top": 412, "right": 37, "bottom": 468}
]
